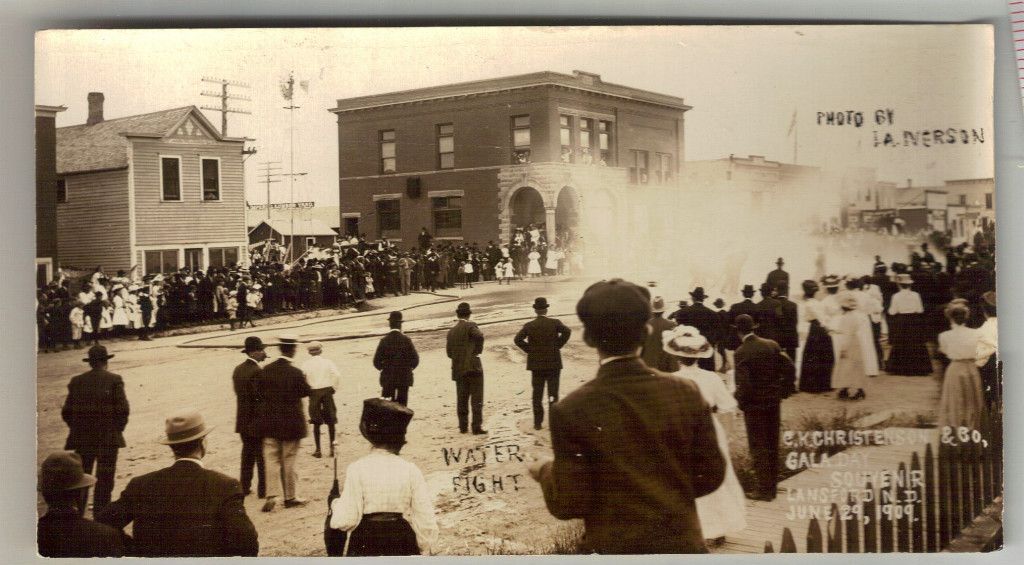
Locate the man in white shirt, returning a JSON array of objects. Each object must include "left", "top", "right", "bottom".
[
  {"left": 302, "top": 341, "right": 341, "bottom": 458},
  {"left": 975, "top": 291, "right": 999, "bottom": 408}
]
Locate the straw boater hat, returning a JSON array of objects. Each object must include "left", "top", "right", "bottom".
[
  {"left": 896, "top": 273, "right": 914, "bottom": 285},
  {"left": 661, "top": 325, "right": 713, "bottom": 359},
  {"left": 307, "top": 341, "right": 323, "bottom": 353},
  {"left": 38, "top": 451, "right": 96, "bottom": 494},
  {"left": 821, "top": 275, "right": 841, "bottom": 288},
  {"left": 650, "top": 296, "right": 666, "bottom": 313},
  {"left": 158, "top": 411, "right": 214, "bottom": 445}
]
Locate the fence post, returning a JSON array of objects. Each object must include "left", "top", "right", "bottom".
[
  {"left": 959, "top": 443, "right": 971, "bottom": 530},
  {"left": 924, "top": 444, "right": 937, "bottom": 552},
  {"left": 911, "top": 451, "right": 924, "bottom": 552},
  {"left": 897, "top": 462, "right": 910, "bottom": 552},
  {"left": 827, "top": 503, "right": 842, "bottom": 553},
  {"left": 938, "top": 443, "right": 952, "bottom": 550},
  {"left": 780, "top": 528, "right": 797, "bottom": 553},
  {"left": 764, "top": 540, "right": 774, "bottom": 553},
  {"left": 971, "top": 441, "right": 983, "bottom": 520},
  {"left": 863, "top": 480, "right": 878, "bottom": 553},
  {"left": 948, "top": 442, "right": 962, "bottom": 541},
  {"left": 880, "top": 474, "right": 894, "bottom": 552},
  {"left": 846, "top": 492, "right": 861, "bottom": 553},
  {"left": 806, "top": 517, "right": 823, "bottom": 553}
]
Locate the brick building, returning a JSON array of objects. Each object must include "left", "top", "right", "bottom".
[
  {"left": 36, "top": 104, "right": 66, "bottom": 286},
  {"left": 329, "top": 71, "right": 690, "bottom": 251},
  {"left": 56, "top": 93, "right": 250, "bottom": 275}
]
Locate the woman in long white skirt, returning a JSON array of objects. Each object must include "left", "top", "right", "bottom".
[
  {"left": 663, "top": 325, "right": 747, "bottom": 544},
  {"left": 831, "top": 292, "right": 876, "bottom": 400}
]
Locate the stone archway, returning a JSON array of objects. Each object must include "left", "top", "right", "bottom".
[
  {"left": 510, "top": 186, "right": 547, "bottom": 232},
  {"left": 555, "top": 185, "right": 582, "bottom": 246}
]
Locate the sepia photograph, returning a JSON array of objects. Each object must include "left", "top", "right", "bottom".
[{"left": 32, "top": 25, "right": 1000, "bottom": 556}]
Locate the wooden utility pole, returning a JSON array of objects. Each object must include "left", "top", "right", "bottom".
[
  {"left": 257, "top": 162, "right": 282, "bottom": 220},
  {"left": 200, "top": 77, "right": 252, "bottom": 136}
]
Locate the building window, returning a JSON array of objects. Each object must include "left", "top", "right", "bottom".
[
  {"left": 208, "top": 246, "right": 239, "bottom": 268},
  {"left": 376, "top": 199, "right": 401, "bottom": 237},
  {"left": 985, "top": 193, "right": 993, "bottom": 209},
  {"left": 161, "top": 157, "right": 182, "bottom": 201},
  {"left": 629, "top": 150, "right": 649, "bottom": 184},
  {"left": 305, "top": 237, "right": 317, "bottom": 248},
  {"left": 343, "top": 217, "right": 359, "bottom": 236},
  {"left": 958, "top": 194, "right": 967, "bottom": 206},
  {"left": 201, "top": 158, "right": 220, "bottom": 201},
  {"left": 144, "top": 249, "right": 179, "bottom": 274},
  {"left": 380, "top": 130, "right": 396, "bottom": 173},
  {"left": 656, "top": 153, "right": 672, "bottom": 183},
  {"left": 56, "top": 179, "right": 67, "bottom": 203},
  {"left": 432, "top": 196, "right": 463, "bottom": 237},
  {"left": 184, "top": 248, "right": 203, "bottom": 271},
  {"left": 559, "top": 115, "right": 573, "bottom": 162},
  {"left": 598, "top": 121, "right": 612, "bottom": 165},
  {"left": 511, "top": 115, "right": 531, "bottom": 163},
  {"left": 437, "top": 124, "right": 454, "bottom": 169}
]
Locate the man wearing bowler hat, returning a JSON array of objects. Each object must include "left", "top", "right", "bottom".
[
  {"left": 233, "top": 336, "right": 267, "bottom": 498},
  {"left": 446, "top": 302, "right": 486, "bottom": 434},
  {"left": 514, "top": 297, "right": 572, "bottom": 430},
  {"left": 97, "top": 411, "right": 258, "bottom": 556},
  {"left": 38, "top": 451, "right": 124, "bottom": 557},
  {"left": 530, "top": 279, "right": 725, "bottom": 554},
  {"left": 733, "top": 313, "right": 795, "bottom": 501},
  {"left": 256, "top": 334, "right": 311, "bottom": 511},
  {"left": 374, "top": 311, "right": 420, "bottom": 406},
  {"left": 678, "top": 288, "right": 720, "bottom": 372},
  {"left": 62, "top": 344, "right": 130, "bottom": 515}
]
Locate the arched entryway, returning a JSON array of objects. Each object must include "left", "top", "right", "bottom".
[
  {"left": 555, "top": 186, "right": 581, "bottom": 246},
  {"left": 510, "top": 186, "right": 546, "bottom": 230}
]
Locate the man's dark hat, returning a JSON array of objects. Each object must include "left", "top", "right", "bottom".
[
  {"left": 776, "top": 257, "right": 784, "bottom": 266},
  {"left": 741, "top": 284, "right": 755, "bottom": 297},
  {"left": 713, "top": 298, "right": 725, "bottom": 308},
  {"left": 83, "top": 344, "right": 114, "bottom": 363},
  {"left": 38, "top": 451, "right": 96, "bottom": 493},
  {"left": 533, "top": 297, "right": 550, "bottom": 310},
  {"left": 359, "top": 398, "right": 413, "bottom": 444},
  {"left": 456, "top": 302, "right": 472, "bottom": 317},
  {"left": 389, "top": 311, "right": 403, "bottom": 323},
  {"left": 242, "top": 336, "right": 265, "bottom": 354},
  {"left": 690, "top": 287, "right": 707, "bottom": 301},
  {"left": 735, "top": 313, "right": 759, "bottom": 334}
]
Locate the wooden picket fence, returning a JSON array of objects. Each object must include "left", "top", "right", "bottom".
[{"left": 765, "top": 411, "right": 1002, "bottom": 553}]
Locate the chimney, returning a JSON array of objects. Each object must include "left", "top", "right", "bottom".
[{"left": 87, "top": 92, "right": 104, "bottom": 125}]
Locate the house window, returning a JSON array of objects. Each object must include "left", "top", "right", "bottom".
[
  {"left": 598, "top": 121, "right": 612, "bottom": 165},
  {"left": 432, "top": 196, "right": 463, "bottom": 237},
  {"left": 56, "top": 179, "right": 67, "bottom": 203},
  {"left": 208, "top": 246, "right": 239, "bottom": 268},
  {"left": 144, "top": 249, "right": 179, "bottom": 274},
  {"left": 376, "top": 199, "right": 401, "bottom": 237},
  {"left": 305, "top": 237, "right": 316, "bottom": 248},
  {"left": 958, "top": 194, "right": 967, "bottom": 206},
  {"left": 437, "top": 124, "right": 455, "bottom": 169},
  {"left": 656, "top": 153, "right": 672, "bottom": 183},
  {"left": 344, "top": 217, "right": 359, "bottom": 236},
  {"left": 559, "top": 115, "right": 573, "bottom": 162},
  {"left": 161, "top": 157, "right": 182, "bottom": 201},
  {"left": 380, "top": 130, "right": 396, "bottom": 173},
  {"left": 511, "top": 115, "right": 531, "bottom": 163},
  {"left": 629, "top": 150, "right": 649, "bottom": 184},
  {"left": 184, "top": 248, "right": 203, "bottom": 271},
  {"left": 985, "top": 193, "right": 993, "bottom": 209},
  {"left": 201, "top": 158, "right": 220, "bottom": 201}
]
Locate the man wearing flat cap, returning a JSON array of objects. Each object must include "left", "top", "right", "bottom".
[
  {"left": 374, "top": 311, "right": 420, "bottom": 406},
  {"left": 530, "top": 279, "right": 725, "bottom": 554},
  {"left": 62, "top": 344, "right": 130, "bottom": 515},
  {"left": 38, "top": 451, "right": 124, "bottom": 557},
  {"left": 97, "top": 412, "right": 258, "bottom": 556},
  {"left": 233, "top": 336, "right": 267, "bottom": 498},
  {"left": 514, "top": 297, "right": 572, "bottom": 430},
  {"left": 446, "top": 302, "right": 486, "bottom": 434},
  {"left": 256, "top": 334, "right": 312, "bottom": 511}
]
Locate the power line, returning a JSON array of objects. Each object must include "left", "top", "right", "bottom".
[{"left": 200, "top": 76, "right": 252, "bottom": 136}]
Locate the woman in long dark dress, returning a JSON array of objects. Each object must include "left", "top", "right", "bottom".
[
  {"left": 798, "top": 280, "right": 834, "bottom": 392},
  {"left": 885, "top": 274, "right": 934, "bottom": 376}
]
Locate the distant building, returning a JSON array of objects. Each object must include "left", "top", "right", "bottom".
[
  {"left": 248, "top": 218, "right": 339, "bottom": 259},
  {"left": 36, "top": 104, "right": 67, "bottom": 286},
  {"left": 329, "top": 70, "right": 690, "bottom": 250},
  {"left": 943, "top": 178, "right": 994, "bottom": 242},
  {"left": 56, "top": 93, "right": 250, "bottom": 275},
  {"left": 848, "top": 178, "right": 952, "bottom": 235}
]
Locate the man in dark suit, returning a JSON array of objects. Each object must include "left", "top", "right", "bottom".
[
  {"left": 232, "top": 336, "right": 266, "bottom": 498},
  {"left": 373, "top": 311, "right": 420, "bottom": 405},
  {"left": 733, "top": 314, "right": 796, "bottom": 501},
  {"left": 256, "top": 334, "right": 311, "bottom": 512},
  {"left": 755, "top": 282, "right": 784, "bottom": 343},
  {"left": 38, "top": 451, "right": 124, "bottom": 557},
  {"left": 640, "top": 296, "right": 680, "bottom": 373},
  {"left": 514, "top": 297, "right": 572, "bottom": 430},
  {"left": 62, "top": 345, "right": 130, "bottom": 515},
  {"left": 679, "top": 287, "right": 720, "bottom": 372},
  {"left": 775, "top": 284, "right": 800, "bottom": 362},
  {"left": 97, "top": 412, "right": 259, "bottom": 556},
  {"left": 765, "top": 257, "right": 789, "bottom": 297},
  {"left": 724, "top": 284, "right": 759, "bottom": 355},
  {"left": 529, "top": 279, "right": 725, "bottom": 554},
  {"left": 446, "top": 302, "right": 486, "bottom": 434}
]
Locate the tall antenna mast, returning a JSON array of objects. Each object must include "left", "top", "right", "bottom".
[{"left": 200, "top": 76, "right": 252, "bottom": 136}]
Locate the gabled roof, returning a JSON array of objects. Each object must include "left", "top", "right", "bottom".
[
  {"left": 251, "top": 218, "right": 339, "bottom": 237},
  {"left": 56, "top": 105, "right": 240, "bottom": 175}
]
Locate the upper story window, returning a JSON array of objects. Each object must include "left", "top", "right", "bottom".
[
  {"left": 629, "top": 150, "right": 649, "bottom": 184},
  {"left": 437, "top": 124, "right": 454, "bottom": 169},
  {"left": 201, "top": 158, "right": 221, "bottom": 201},
  {"left": 559, "top": 115, "right": 573, "bottom": 163},
  {"left": 511, "top": 115, "right": 531, "bottom": 164},
  {"left": 598, "top": 121, "right": 612, "bottom": 165},
  {"left": 655, "top": 153, "right": 672, "bottom": 183},
  {"left": 579, "top": 119, "right": 595, "bottom": 164},
  {"left": 380, "top": 130, "right": 396, "bottom": 174},
  {"left": 56, "top": 179, "right": 67, "bottom": 203},
  {"left": 985, "top": 193, "right": 993, "bottom": 209},
  {"left": 958, "top": 194, "right": 967, "bottom": 206},
  {"left": 160, "top": 156, "right": 182, "bottom": 201},
  {"left": 432, "top": 195, "right": 463, "bottom": 237}
]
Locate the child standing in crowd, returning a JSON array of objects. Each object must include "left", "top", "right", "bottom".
[
  {"left": 462, "top": 260, "right": 474, "bottom": 289},
  {"left": 226, "top": 290, "right": 239, "bottom": 330},
  {"left": 69, "top": 301, "right": 85, "bottom": 349},
  {"left": 503, "top": 257, "right": 516, "bottom": 283},
  {"left": 495, "top": 259, "right": 507, "bottom": 285},
  {"left": 99, "top": 299, "right": 114, "bottom": 340},
  {"left": 365, "top": 274, "right": 376, "bottom": 299}
]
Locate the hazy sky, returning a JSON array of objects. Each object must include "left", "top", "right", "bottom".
[{"left": 36, "top": 26, "right": 994, "bottom": 206}]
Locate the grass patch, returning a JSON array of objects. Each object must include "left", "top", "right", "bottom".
[{"left": 484, "top": 521, "right": 588, "bottom": 555}]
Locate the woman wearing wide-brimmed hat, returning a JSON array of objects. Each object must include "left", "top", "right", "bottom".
[
  {"left": 885, "top": 273, "right": 933, "bottom": 376},
  {"left": 831, "top": 291, "right": 875, "bottom": 400},
  {"left": 662, "top": 325, "right": 746, "bottom": 545}
]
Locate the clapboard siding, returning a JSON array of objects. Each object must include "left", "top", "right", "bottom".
[
  {"left": 131, "top": 138, "right": 246, "bottom": 246},
  {"left": 56, "top": 169, "right": 131, "bottom": 271}
]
